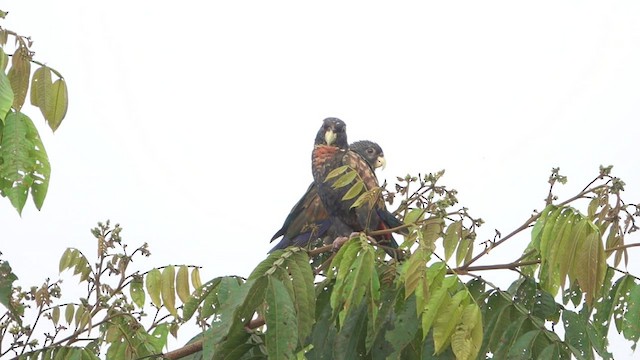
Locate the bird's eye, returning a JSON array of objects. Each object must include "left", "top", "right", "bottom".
[{"left": 367, "top": 148, "right": 374, "bottom": 154}]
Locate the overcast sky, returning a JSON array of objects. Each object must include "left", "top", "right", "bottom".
[{"left": 2, "top": 1, "right": 639, "bottom": 358}]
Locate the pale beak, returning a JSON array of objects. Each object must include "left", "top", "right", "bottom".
[
  {"left": 375, "top": 156, "right": 386, "bottom": 170},
  {"left": 325, "top": 130, "right": 337, "bottom": 145}
]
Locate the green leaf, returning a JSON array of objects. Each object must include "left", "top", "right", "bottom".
[
  {"left": 506, "top": 329, "right": 541, "bottom": 359},
  {"left": 385, "top": 295, "right": 420, "bottom": 357},
  {"left": 422, "top": 275, "right": 457, "bottom": 337},
  {"left": 0, "top": 70, "right": 13, "bottom": 122},
  {"left": 572, "top": 222, "right": 605, "bottom": 307},
  {"left": 288, "top": 251, "right": 315, "bottom": 343},
  {"left": 563, "top": 310, "right": 594, "bottom": 359},
  {"left": 342, "top": 181, "right": 364, "bottom": 201},
  {"left": 7, "top": 47, "right": 30, "bottom": 111},
  {"left": 492, "top": 315, "right": 529, "bottom": 359},
  {"left": 332, "top": 170, "right": 358, "bottom": 189},
  {"left": 182, "top": 277, "right": 221, "bottom": 321},
  {"left": 324, "top": 165, "right": 349, "bottom": 181},
  {"left": 45, "top": 79, "right": 68, "bottom": 132},
  {"left": 334, "top": 300, "right": 368, "bottom": 360},
  {"left": 31, "top": 66, "right": 52, "bottom": 108},
  {"left": 451, "top": 303, "right": 482, "bottom": 360},
  {"left": 443, "top": 220, "right": 462, "bottom": 262},
  {"left": 161, "top": 266, "right": 177, "bottom": 317},
  {"left": 332, "top": 243, "right": 375, "bottom": 327},
  {"left": 0, "top": 112, "right": 51, "bottom": 213},
  {"left": 455, "top": 235, "right": 472, "bottom": 267},
  {"left": 0, "top": 260, "right": 21, "bottom": 318},
  {"left": 149, "top": 324, "right": 170, "bottom": 353},
  {"left": 204, "top": 277, "right": 267, "bottom": 360},
  {"left": 481, "top": 293, "right": 511, "bottom": 353},
  {"left": 52, "top": 305, "right": 60, "bottom": 325},
  {"left": 176, "top": 265, "right": 190, "bottom": 304},
  {"left": 265, "top": 278, "right": 298, "bottom": 359},
  {"left": 622, "top": 282, "right": 640, "bottom": 345},
  {"left": 539, "top": 206, "right": 564, "bottom": 258},
  {"left": 307, "top": 282, "right": 337, "bottom": 360},
  {"left": 65, "top": 303, "right": 74, "bottom": 325},
  {"left": 129, "top": 276, "right": 145, "bottom": 308},
  {"left": 433, "top": 290, "right": 467, "bottom": 354},
  {"left": 146, "top": 268, "right": 162, "bottom": 308}
]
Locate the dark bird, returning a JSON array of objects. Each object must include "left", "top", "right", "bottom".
[
  {"left": 269, "top": 140, "right": 386, "bottom": 253},
  {"left": 311, "top": 117, "right": 405, "bottom": 257}
]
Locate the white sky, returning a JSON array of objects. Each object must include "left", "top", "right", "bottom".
[{"left": 2, "top": 1, "right": 639, "bottom": 358}]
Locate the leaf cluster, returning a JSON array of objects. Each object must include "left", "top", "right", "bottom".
[
  {"left": 1, "top": 167, "right": 640, "bottom": 360},
  {"left": 0, "top": 12, "right": 69, "bottom": 214}
]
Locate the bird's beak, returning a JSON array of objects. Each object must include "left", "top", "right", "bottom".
[
  {"left": 376, "top": 156, "right": 386, "bottom": 170},
  {"left": 325, "top": 130, "right": 337, "bottom": 145}
]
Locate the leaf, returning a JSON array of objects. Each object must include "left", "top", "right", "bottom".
[
  {"left": 0, "top": 70, "right": 13, "bottom": 122},
  {"left": 506, "top": 329, "right": 541, "bottom": 359},
  {"left": 451, "top": 303, "right": 482, "bottom": 360},
  {"left": 0, "top": 47, "right": 8, "bottom": 71},
  {"left": 59, "top": 248, "right": 73, "bottom": 273},
  {"left": 176, "top": 265, "right": 190, "bottom": 304},
  {"left": 385, "top": 295, "right": 420, "bottom": 357},
  {"left": 563, "top": 310, "right": 594, "bottom": 359},
  {"left": 455, "top": 235, "right": 472, "bottom": 267},
  {"left": 492, "top": 315, "right": 529, "bottom": 359},
  {"left": 265, "top": 278, "right": 298, "bottom": 359},
  {"left": 433, "top": 290, "right": 467, "bottom": 354},
  {"left": 31, "top": 66, "right": 52, "bottom": 108},
  {"left": 161, "top": 266, "right": 177, "bottom": 317},
  {"left": 443, "top": 220, "right": 462, "bottom": 262},
  {"left": 334, "top": 300, "right": 368, "bottom": 360},
  {"left": 0, "top": 261, "right": 21, "bottom": 319},
  {"left": 572, "top": 223, "right": 606, "bottom": 307},
  {"left": 539, "top": 206, "right": 564, "bottom": 258},
  {"left": 0, "top": 112, "right": 51, "bottom": 213},
  {"left": 622, "top": 282, "right": 640, "bottom": 345},
  {"left": 422, "top": 274, "right": 456, "bottom": 338},
  {"left": 129, "top": 276, "right": 145, "bottom": 308},
  {"left": 342, "top": 181, "right": 364, "bottom": 201},
  {"left": 145, "top": 268, "right": 162, "bottom": 308},
  {"left": 7, "top": 47, "right": 30, "bottom": 111},
  {"left": 65, "top": 304, "right": 74, "bottom": 324},
  {"left": 183, "top": 277, "right": 221, "bottom": 322},
  {"left": 45, "top": 79, "right": 68, "bottom": 132},
  {"left": 332, "top": 170, "right": 358, "bottom": 189},
  {"left": 52, "top": 306, "right": 60, "bottom": 325},
  {"left": 324, "top": 165, "right": 349, "bottom": 181},
  {"left": 191, "top": 267, "right": 202, "bottom": 290},
  {"left": 204, "top": 277, "right": 267, "bottom": 360},
  {"left": 288, "top": 251, "right": 316, "bottom": 343}
]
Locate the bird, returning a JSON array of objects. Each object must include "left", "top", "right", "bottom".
[
  {"left": 311, "top": 117, "right": 405, "bottom": 257},
  {"left": 268, "top": 140, "right": 386, "bottom": 253}
]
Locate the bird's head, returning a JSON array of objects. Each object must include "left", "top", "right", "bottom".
[
  {"left": 315, "top": 117, "right": 348, "bottom": 149},
  {"left": 350, "top": 140, "right": 386, "bottom": 170}
]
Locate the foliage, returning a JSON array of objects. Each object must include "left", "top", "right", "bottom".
[
  {"left": 0, "top": 10, "right": 69, "bottom": 214},
  {"left": 1, "top": 166, "right": 639, "bottom": 359}
]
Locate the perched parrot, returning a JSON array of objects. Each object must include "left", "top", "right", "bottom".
[
  {"left": 311, "top": 117, "right": 404, "bottom": 257},
  {"left": 269, "top": 140, "right": 386, "bottom": 253}
]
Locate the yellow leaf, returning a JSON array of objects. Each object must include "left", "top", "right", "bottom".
[
  {"left": 161, "top": 266, "right": 177, "bottom": 317},
  {"left": 176, "top": 265, "right": 190, "bottom": 304},
  {"left": 45, "top": 79, "right": 68, "bottom": 132},
  {"left": 146, "top": 268, "right": 163, "bottom": 308},
  {"left": 191, "top": 267, "right": 202, "bottom": 290},
  {"left": 7, "top": 47, "right": 30, "bottom": 111}
]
